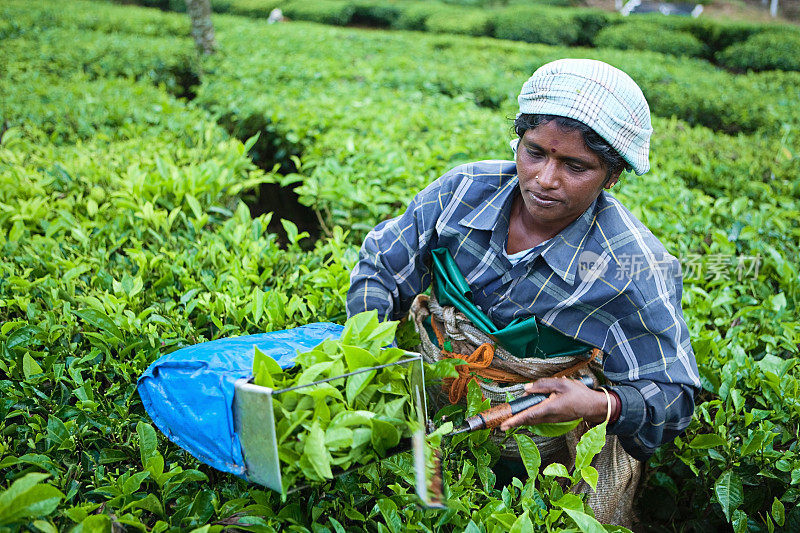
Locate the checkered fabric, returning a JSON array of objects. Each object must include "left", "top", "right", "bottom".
[
  {"left": 517, "top": 58, "right": 653, "bottom": 175},
  {"left": 346, "top": 161, "right": 700, "bottom": 460}
]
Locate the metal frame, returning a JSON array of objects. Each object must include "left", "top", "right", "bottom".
[{"left": 233, "top": 352, "right": 439, "bottom": 504}]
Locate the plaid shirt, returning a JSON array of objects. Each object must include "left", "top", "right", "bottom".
[{"left": 347, "top": 160, "right": 700, "bottom": 461}]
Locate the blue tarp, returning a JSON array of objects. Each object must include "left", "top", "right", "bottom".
[{"left": 137, "top": 323, "right": 343, "bottom": 476}]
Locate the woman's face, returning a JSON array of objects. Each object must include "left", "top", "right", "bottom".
[{"left": 515, "top": 120, "right": 620, "bottom": 235}]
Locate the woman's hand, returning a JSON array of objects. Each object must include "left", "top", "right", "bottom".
[{"left": 499, "top": 377, "right": 609, "bottom": 431}]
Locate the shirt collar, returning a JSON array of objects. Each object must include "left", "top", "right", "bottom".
[
  {"left": 539, "top": 196, "right": 600, "bottom": 285},
  {"left": 459, "top": 176, "right": 518, "bottom": 231},
  {"left": 458, "top": 175, "right": 601, "bottom": 285}
]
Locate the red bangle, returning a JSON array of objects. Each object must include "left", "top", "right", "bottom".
[{"left": 609, "top": 390, "right": 621, "bottom": 424}]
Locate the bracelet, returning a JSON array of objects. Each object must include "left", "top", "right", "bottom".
[{"left": 598, "top": 387, "right": 612, "bottom": 425}]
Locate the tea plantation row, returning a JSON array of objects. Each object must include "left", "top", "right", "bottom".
[
  {"left": 1, "top": 1, "right": 799, "bottom": 531},
  {"left": 127, "top": 0, "right": 800, "bottom": 72}
]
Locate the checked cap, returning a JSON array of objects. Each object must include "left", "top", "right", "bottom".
[{"left": 517, "top": 58, "right": 653, "bottom": 175}]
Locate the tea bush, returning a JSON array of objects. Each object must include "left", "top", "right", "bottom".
[
  {"left": 118, "top": 0, "right": 800, "bottom": 69},
  {"left": 491, "top": 6, "right": 581, "bottom": 45},
  {"left": 392, "top": 3, "right": 450, "bottom": 31},
  {"left": 350, "top": 0, "right": 404, "bottom": 27},
  {"left": 716, "top": 31, "right": 800, "bottom": 73},
  {"left": 2, "top": 1, "right": 800, "bottom": 531},
  {"left": 593, "top": 20, "right": 709, "bottom": 58},
  {"left": 694, "top": 18, "right": 798, "bottom": 54},
  {"left": 208, "top": 0, "right": 281, "bottom": 18},
  {"left": 1, "top": 72, "right": 199, "bottom": 145},
  {"left": 281, "top": 0, "right": 356, "bottom": 26},
  {"left": 569, "top": 9, "right": 617, "bottom": 46},
  {"left": 425, "top": 8, "right": 493, "bottom": 37},
  {"left": 7, "top": 0, "right": 191, "bottom": 37}
]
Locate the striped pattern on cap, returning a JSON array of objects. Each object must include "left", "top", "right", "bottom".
[{"left": 517, "top": 58, "right": 653, "bottom": 175}]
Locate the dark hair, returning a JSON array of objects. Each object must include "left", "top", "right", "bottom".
[{"left": 513, "top": 114, "right": 631, "bottom": 181}]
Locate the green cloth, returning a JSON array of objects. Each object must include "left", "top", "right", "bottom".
[{"left": 430, "top": 248, "right": 590, "bottom": 360}]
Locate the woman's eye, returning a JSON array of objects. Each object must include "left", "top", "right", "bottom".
[
  {"left": 568, "top": 164, "right": 586, "bottom": 172},
  {"left": 526, "top": 149, "right": 543, "bottom": 159}
]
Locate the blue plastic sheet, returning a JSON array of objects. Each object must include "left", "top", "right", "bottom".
[{"left": 137, "top": 323, "right": 343, "bottom": 476}]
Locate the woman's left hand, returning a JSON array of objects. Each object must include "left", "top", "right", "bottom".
[{"left": 499, "top": 377, "right": 608, "bottom": 431}]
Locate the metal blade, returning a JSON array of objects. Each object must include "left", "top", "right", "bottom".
[{"left": 446, "top": 425, "right": 471, "bottom": 437}]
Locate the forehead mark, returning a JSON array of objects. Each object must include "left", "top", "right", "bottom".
[{"left": 550, "top": 148, "right": 556, "bottom": 153}]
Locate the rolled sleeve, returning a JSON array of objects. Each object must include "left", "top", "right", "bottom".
[
  {"left": 602, "top": 284, "right": 701, "bottom": 461},
  {"left": 346, "top": 173, "right": 453, "bottom": 321}
]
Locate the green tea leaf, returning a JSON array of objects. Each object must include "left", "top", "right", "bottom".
[
  {"left": 376, "top": 498, "right": 402, "bottom": 533},
  {"left": 304, "top": 421, "right": 333, "bottom": 479},
  {"left": 346, "top": 369, "right": 377, "bottom": 405},
  {"left": 371, "top": 418, "right": 401, "bottom": 457},
  {"left": 715, "top": 470, "right": 744, "bottom": 521},
  {"left": 73, "top": 308, "right": 122, "bottom": 340},
  {"left": 575, "top": 421, "right": 606, "bottom": 470},
  {"left": 343, "top": 507, "right": 365, "bottom": 522},
  {"left": 542, "top": 463, "right": 570, "bottom": 479},
  {"left": 295, "top": 361, "right": 334, "bottom": 386},
  {"left": 341, "top": 310, "right": 379, "bottom": 345},
  {"left": 293, "top": 347, "right": 331, "bottom": 368},
  {"left": 0, "top": 473, "right": 64, "bottom": 524},
  {"left": 563, "top": 508, "right": 606, "bottom": 533},
  {"left": 740, "top": 430, "right": 767, "bottom": 456},
  {"left": 379, "top": 347, "right": 407, "bottom": 365},
  {"left": 528, "top": 419, "right": 582, "bottom": 438},
  {"left": 364, "top": 320, "right": 398, "bottom": 349},
  {"left": 281, "top": 218, "right": 300, "bottom": 244},
  {"left": 602, "top": 527, "right": 634, "bottom": 533},
  {"left": 553, "top": 493, "right": 584, "bottom": 511},
  {"left": 22, "top": 353, "right": 43, "bottom": 379},
  {"left": 688, "top": 434, "right": 727, "bottom": 449},
  {"left": 253, "top": 360, "right": 274, "bottom": 389},
  {"left": 6, "top": 325, "right": 41, "bottom": 350},
  {"left": 581, "top": 466, "right": 599, "bottom": 492},
  {"left": 31, "top": 520, "right": 58, "bottom": 533},
  {"left": 771, "top": 497, "right": 785, "bottom": 527},
  {"left": 121, "top": 471, "right": 149, "bottom": 496},
  {"left": 325, "top": 426, "right": 353, "bottom": 448},
  {"left": 466, "top": 379, "right": 489, "bottom": 417},
  {"left": 351, "top": 427, "right": 372, "bottom": 448},
  {"left": 732, "top": 510, "right": 748, "bottom": 533},
  {"left": 383, "top": 396, "right": 408, "bottom": 419},
  {"left": 71, "top": 515, "right": 111, "bottom": 533},
  {"left": 329, "top": 517, "right": 346, "bottom": 533},
  {"left": 425, "top": 358, "right": 461, "bottom": 379},
  {"left": 425, "top": 421, "right": 453, "bottom": 449},
  {"left": 253, "top": 347, "right": 284, "bottom": 388},
  {"left": 253, "top": 288, "right": 265, "bottom": 324},
  {"left": 123, "top": 493, "right": 164, "bottom": 516},
  {"left": 184, "top": 193, "right": 202, "bottom": 219},
  {"left": 464, "top": 521, "right": 482, "bottom": 533},
  {"left": 330, "top": 410, "right": 375, "bottom": 428},
  {"left": 297, "top": 382, "right": 344, "bottom": 402},
  {"left": 342, "top": 344, "right": 378, "bottom": 372},
  {"left": 46, "top": 417, "right": 69, "bottom": 450},
  {"left": 137, "top": 422, "right": 158, "bottom": 466},
  {"left": 508, "top": 510, "right": 533, "bottom": 533},
  {"left": 513, "top": 433, "right": 541, "bottom": 478}
]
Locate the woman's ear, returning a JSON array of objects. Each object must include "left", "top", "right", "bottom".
[{"left": 604, "top": 170, "right": 622, "bottom": 189}]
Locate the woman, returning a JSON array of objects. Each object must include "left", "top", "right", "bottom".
[{"left": 346, "top": 59, "right": 699, "bottom": 488}]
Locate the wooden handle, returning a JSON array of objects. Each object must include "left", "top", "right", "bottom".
[
  {"left": 477, "top": 403, "right": 513, "bottom": 428},
  {"left": 464, "top": 376, "right": 596, "bottom": 431}
]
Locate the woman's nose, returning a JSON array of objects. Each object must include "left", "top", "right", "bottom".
[{"left": 536, "top": 162, "right": 559, "bottom": 188}]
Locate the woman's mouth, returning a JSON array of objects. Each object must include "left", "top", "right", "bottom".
[{"left": 529, "top": 191, "right": 560, "bottom": 207}]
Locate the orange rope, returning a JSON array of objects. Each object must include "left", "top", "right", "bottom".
[
  {"left": 430, "top": 318, "right": 528, "bottom": 404},
  {"left": 431, "top": 319, "right": 603, "bottom": 404},
  {"left": 553, "top": 348, "right": 602, "bottom": 377}
]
